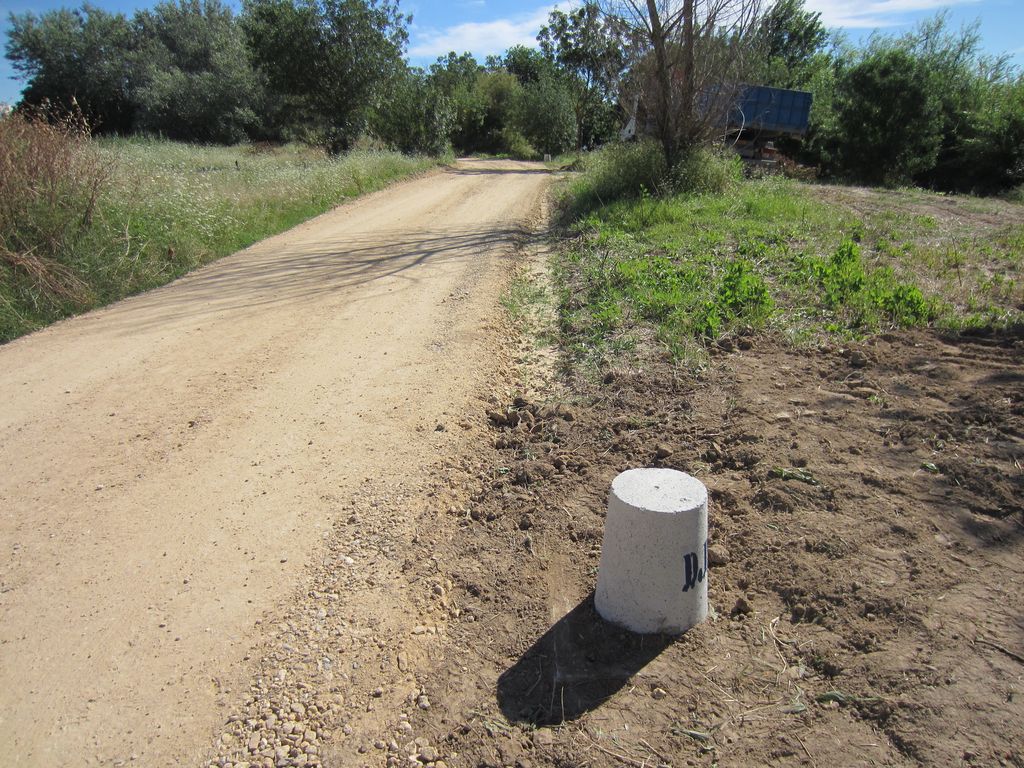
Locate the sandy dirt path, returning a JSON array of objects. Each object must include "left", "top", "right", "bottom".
[{"left": 0, "top": 159, "right": 550, "bottom": 767}]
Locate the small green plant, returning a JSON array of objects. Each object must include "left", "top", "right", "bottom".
[
  {"left": 879, "top": 283, "right": 930, "bottom": 324},
  {"left": 691, "top": 259, "right": 774, "bottom": 339},
  {"left": 717, "top": 259, "right": 774, "bottom": 320},
  {"left": 771, "top": 467, "right": 821, "bottom": 486},
  {"left": 815, "top": 239, "right": 867, "bottom": 307},
  {"left": 691, "top": 300, "right": 723, "bottom": 339},
  {"left": 806, "top": 239, "right": 933, "bottom": 328}
]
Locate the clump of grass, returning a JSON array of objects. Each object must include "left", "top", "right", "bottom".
[
  {"left": 500, "top": 128, "right": 539, "bottom": 161},
  {"left": 556, "top": 140, "right": 667, "bottom": 220},
  {"left": 502, "top": 270, "right": 549, "bottom": 326},
  {"left": 667, "top": 146, "right": 743, "bottom": 196},
  {"left": 556, "top": 141, "right": 743, "bottom": 222},
  {"left": 0, "top": 129, "right": 437, "bottom": 343},
  {"left": 1004, "top": 184, "right": 1024, "bottom": 204},
  {"left": 0, "top": 110, "right": 112, "bottom": 326}
]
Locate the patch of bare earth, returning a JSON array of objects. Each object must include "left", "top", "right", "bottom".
[
  {"left": 324, "top": 326, "right": 1023, "bottom": 768},
  {"left": 808, "top": 184, "right": 1024, "bottom": 318},
  {"left": 810, "top": 184, "right": 1020, "bottom": 234}
]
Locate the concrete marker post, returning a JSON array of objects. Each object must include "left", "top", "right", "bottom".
[{"left": 595, "top": 468, "right": 709, "bottom": 634}]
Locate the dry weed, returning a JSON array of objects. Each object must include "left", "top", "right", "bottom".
[{"left": 0, "top": 105, "right": 112, "bottom": 306}]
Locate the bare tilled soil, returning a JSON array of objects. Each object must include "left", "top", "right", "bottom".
[{"left": 292, "top": 326, "right": 1023, "bottom": 768}]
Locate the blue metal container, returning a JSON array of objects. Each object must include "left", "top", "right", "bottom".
[{"left": 730, "top": 86, "right": 813, "bottom": 136}]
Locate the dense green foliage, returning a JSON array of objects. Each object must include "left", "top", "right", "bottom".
[
  {"left": 6, "top": 5, "right": 138, "bottom": 133},
  {"left": 773, "top": 11, "right": 1024, "bottom": 194},
  {"left": 242, "top": 0, "right": 408, "bottom": 152},
  {"left": 513, "top": 77, "right": 578, "bottom": 156},
  {"left": 831, "top": 49, "right": 943, "bottom": 186},
  {"left": 418, "top": 13, "right": 627, "bottom": 160},
  {"left": 371, "top": 71, "right": 453, "bottom": 156},
  {"left": 755, "top": 0, "right": 829, "bottom": 89},
  {"left": 426, "top": 54, "right": 524, "bottom": 155},
  {"left": 3, "top": 0, "right": 629, "bottom": 159},
  {"left": 538, "top": 4, "right": 628, "bottom": 149},
  {"left": 134, "top": 0, "right": 262, "bottom": 144}
]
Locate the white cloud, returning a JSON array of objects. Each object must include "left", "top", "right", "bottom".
[
  {"left": 804, "top": 0, "right": 983, "bottom": 28},
  {"left": 408, "top": 0, "right": 985, "bottom": 61},
  {"left": 408, "top": 4, "right": 565, "bottom": 60}
]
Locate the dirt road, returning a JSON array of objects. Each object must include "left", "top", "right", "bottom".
[{"left": 0, "top": 159, "right": 550, "bottom": 766}]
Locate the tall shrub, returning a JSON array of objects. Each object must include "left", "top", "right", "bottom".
[
  {"left": 832, "top": 49, "right": 943, "bottom": 186},
  {"left": 513, "top": 77, "right": 578, "bottom": 156},
  {"left": 133, "top": 0, "right": 262, "bottom": 144},
  {"left": 372, "top": 72, "right": 453, "bottom": 156}
]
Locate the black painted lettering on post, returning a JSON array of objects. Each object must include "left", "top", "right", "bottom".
[
  {"left": 682, "top": 552, "right": 698, "bottom": 592},
  {"left": 682, "top": 539, "right": 710, "bottom": 593}
]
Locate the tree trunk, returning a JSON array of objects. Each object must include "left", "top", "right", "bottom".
[
  {"left": 680, "top": 0, "right": 695, "bottom": 148},
  {"left": 646, "top": 0, "right": 679, "bottom": 168}
]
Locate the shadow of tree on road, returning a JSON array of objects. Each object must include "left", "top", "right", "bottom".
[{"left": 100, "top": 224, "right": 535, "bottom": 333}]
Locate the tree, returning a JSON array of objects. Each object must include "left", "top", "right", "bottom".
[
  {"left": 964, "top": 76, "right": 1024, "bottom": 193},
  {"left": 5, "top": 4, "right": 137, "bottom": 133},
  {"left": 372, "top": 70, "right": 453, "bottom": 155},
  {"left": 538, "top": 3, "right": 631, "bottom": 147},
  {"left": 427, "top": 52, "right": 481, "bottom": 95},
  {"left": 426, "top": 53, "right": 529, "bottom": 155},
  {"left": 475, "top": 70, "right": 525, "bottom": 153},
  {"left": 756, "top": 0, "right": 827, "bottom": 88},
  {"left": 242, "top": 0, "right": 409, "bottom": 152},
  {"left": 889, "top": 13, "right": 1013, "bottom": 192},
  {"left": 798, "top": 12, "right": 1023, "bottom": 192},
  {"left": 600, "top": 0, "right": 767, "bottom": 168},
  {"left": 501, "top": 45, "right": 556, "bottom": 86},
  {"left": 539, "top": 4, "right": 630, "bottom": 96},
  {"left": 513, "top": 77, "right": 578, "bottom": 156},
  {"left": 133, "top": 0, "right": 261, "bottom": 143},
  {"left": 832, "top": 48, "right": 943, "bottom": 186},
  {"left": 427, "top": 53, "right": 489, "bottom": 152}
]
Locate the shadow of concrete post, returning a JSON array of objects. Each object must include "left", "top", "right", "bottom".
[{"left": 496, "top": 592, "right": 673, "bottom": 726}]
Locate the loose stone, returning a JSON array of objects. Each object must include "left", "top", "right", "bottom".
[{"left": 419, "top": 746, "right": 439, "bottom": 763}]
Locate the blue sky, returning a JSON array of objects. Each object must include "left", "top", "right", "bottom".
[{"left": 1, "top": 0, "right": 1022, "bottom": 104}]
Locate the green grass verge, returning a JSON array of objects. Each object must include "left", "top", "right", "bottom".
[
  {"left": 1, "top": 137, "right": 437, "bottom": 342},
  {"left": 555, "top": 172, "right": 1024, "bottom": 367}
]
